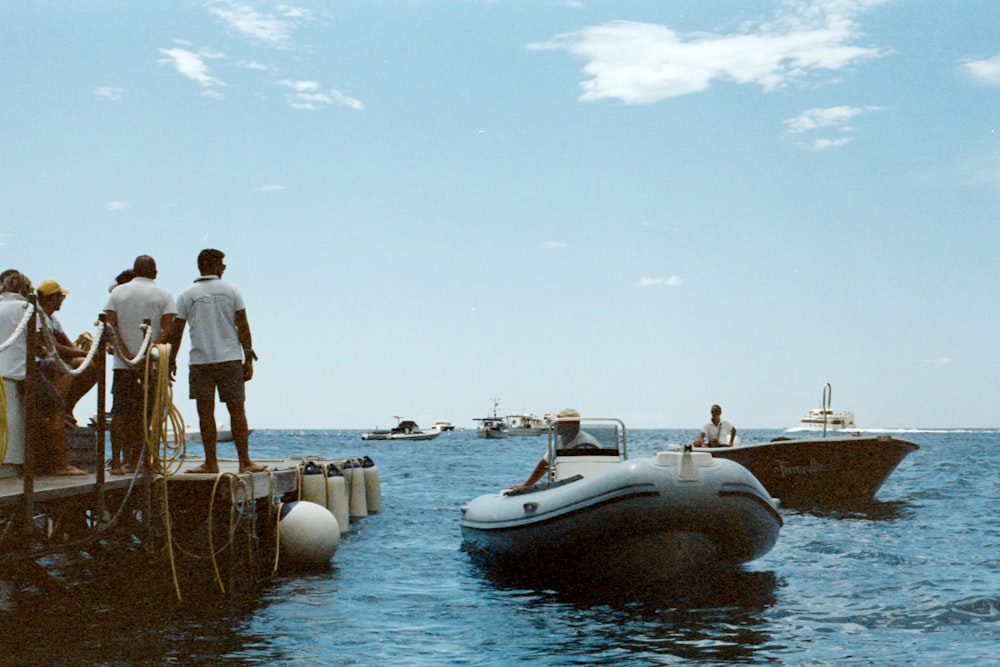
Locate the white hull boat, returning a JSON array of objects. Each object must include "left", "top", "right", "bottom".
[
  {"left": 790, "top": 383, "right": 857, "bottom": 432},
  {"left": 474, "top": 399, "right": 508, "bottom": 439},
  {"left": 460, "top": 418, "right": 781, "bottom": 577},
  {"left": 362, "top": 419, "right": 442, "bottom": 441},
  {"left": 504, "top": 413, "right": 550, "bottom": 437}
]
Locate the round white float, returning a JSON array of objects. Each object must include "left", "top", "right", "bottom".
[{"left": 279, "top": 500, "right": 340, "bottom": 566}]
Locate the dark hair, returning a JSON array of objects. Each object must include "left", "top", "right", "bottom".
[
  {"left": 114, "top": 269, "right": 135, "bottom": 285},
  {"left": 132, "top": 255, "right": 157, "bottom": 279},
  {"left": 0, "top": 270, "right": 32, "bottom": 297},
  {"left": 197, "top": 248, "right": 225, "bottom": 273}
]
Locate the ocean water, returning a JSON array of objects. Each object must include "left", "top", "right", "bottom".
[{"left": 1, "top": 428, "right": 998, "bottom": 665}]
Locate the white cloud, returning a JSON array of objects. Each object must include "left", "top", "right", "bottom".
[
  {"left": 94, "top": 86, "right": 124, "bottom": 100},
  {"left": 279, "top": 80, "right": 363, "bottom": 110},
  {"left": 208, "top": 1, "right": 311, "bottom": 48},
  {"left": 932, "top": 356, "right": 953, "bottom": 365},
  {"left": 784, "top": 105, "right": 867, "bottom": 133},
  {"left": 105, "top": 201, "right": 130, "bottom": 212},
  {"left": 528, "top": 1, "right": 888, "bottom": 104},
  {"left": 812, "top": 137, "right": 852, "bottom": 150},
  {"left": 963, "top": 55, "right": 1000, "bottom": 85},
  {"left": 158, "top": 47, "right": 226, "bottom": 89},
  {"left": 634, "top": 276, "right": 683, "bottom": 287},
  {"left": 540, "top": 241, "right": 566, "bottom": 249}
]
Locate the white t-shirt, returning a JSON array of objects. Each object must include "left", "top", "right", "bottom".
[
  {"left": 175, "top": 275, "right": 247, "bottom": 366},
  {"left": 0, "top": 293, "right": 30, "bottom": 380},
  {"left": 702, "top": 420, "right": 735, "bottom": 446},
  {"left": 104, "top": 277, "right": 176, "bottom": 371},
  {"left": 543, "top": 429, "right": 601, "bottom": 462}
]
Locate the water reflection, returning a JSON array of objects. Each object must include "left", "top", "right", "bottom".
[
  {"left": 0, "top": 550, "right": 286, "bottom": 665},
  {"left": 470, "top": 559, "right": 780, "bottom": 664},
  {"left": 785, "top": 498, "right": 916, "bottom": 521}
]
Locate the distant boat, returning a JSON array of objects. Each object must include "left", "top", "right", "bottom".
[
  {"left": 430, "top": 420, "right": 456, "bottom": 432},
  {"left": 504, "top": 413, "right": 550, "bottom": 437},
  {"left": 181, "top": 425, "right": 250, "bottom": 444},
  {"left": 791, "top": 383, "right": 856, "bottom": 432},
  {"left": 474, "top": 399, "right": 508, "bottom": 439},
  {"left": 362, "top": 418, "right": 442, "bottom": 441}
]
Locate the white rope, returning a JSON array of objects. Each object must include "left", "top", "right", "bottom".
[
  {"left": 0, "top": 301, "right": 34, "bottom": 353},
  {"left": 106, "top": 321, "right": 153, "bottom": 368},
  {"left": 36, "top": 316, "right": 106, "bottom": 377}
]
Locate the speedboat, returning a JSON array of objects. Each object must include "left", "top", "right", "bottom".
[
  {"left": 179, "top": 424, "right": 250, "bottom": 443},
  {"left": 474, "top": 399, "right": 508, "bottom": 439},
  {"left": 790, "top": 382, "right": 857, "bottom": 432},
  {"left": 460, "top": 418, "right": 781, "bottom": 577},
  {"left": 362, "top": 418, "right": 442, "bottom": 441},
  {"left": 504, "top": 413, "right": 550, "bottom": 437},
  {"left": 795, "top": 408, "right": 857, "bottom": 431},
  {"left": 698, "top": 433, "right": 918, "bottom": 507},
  {"left": 430, "top": 420, "right": 456, "bottom": 432}
]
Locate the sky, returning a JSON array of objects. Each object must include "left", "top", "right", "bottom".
[{"left": 1, "top": 0, "right": 998, "bottom": 430}]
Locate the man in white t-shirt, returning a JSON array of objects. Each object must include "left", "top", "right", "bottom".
[
  {"left": 105, "top": 255, "right": 176, "bottom": 474},
  {"left": 170, "top": 249, "right": 265, "bottom": 474},
  {"left": 509, "top": 408, "right": 600, "bottom": 490},
  {"left": 694, "top": 404, "right": 737, "bottom": 447}
]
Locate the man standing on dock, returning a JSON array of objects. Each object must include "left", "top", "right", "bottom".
[
  {"left": 170, "top": 249, "right": 266, "bottom": 474},
  {"left": 105, "top": 255, "right": 176, "bottom": 475}
]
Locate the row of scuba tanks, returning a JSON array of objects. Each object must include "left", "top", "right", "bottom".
[
  {"left": 279, "top": 456, "right": 382, "bottom": 567},
  {"left": 300, "top": 456, "right": 382, "bottom": 537}
]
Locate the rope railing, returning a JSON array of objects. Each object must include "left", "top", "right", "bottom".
[
  {"left": 35, "top": 315, "right": 106, "bottom": 377},
  {"left": 0, "top": 301, "right": 34, "bottom": 354}
]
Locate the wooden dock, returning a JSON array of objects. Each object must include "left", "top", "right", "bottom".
[{"left": 0, "top": 455, "right": 356, "bottom": 600}]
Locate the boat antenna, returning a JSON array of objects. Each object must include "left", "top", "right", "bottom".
[{"left": 822, "top": 383, "right": 832, "bottom": 438}]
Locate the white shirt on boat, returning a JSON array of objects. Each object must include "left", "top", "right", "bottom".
[
  {"left": 702, "top": 420, "right": 735, "bottom": 446},
  {"left": 104, "top": 276, "right": 176, "bottom": 371}
]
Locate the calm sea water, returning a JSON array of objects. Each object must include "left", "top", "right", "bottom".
[{"left": 1, "top": 428, "right": 998, "bottom": 665}]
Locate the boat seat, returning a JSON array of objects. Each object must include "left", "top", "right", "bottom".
[{"left": 554, "top": 449, "right": 621, "bottom": 481}]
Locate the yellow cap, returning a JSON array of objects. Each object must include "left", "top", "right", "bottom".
[
  {"left": 556, "top": 408, "right": 580, "bottom": 419},
  {"left": 37, "top": 279, "right": 69, "bottom": 296}
]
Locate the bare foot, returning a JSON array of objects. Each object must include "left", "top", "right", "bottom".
[
  {"left": 185, "top": 463, "right": 220, "bottom": 474},
  {"left": 239, "top": 462, "right": 268, "bottom": 474},
  {"left": 110, "top": 465, "right": 126, "bottom": 476},
  {"left": 54, "top": 465, "right": 86, "bottom": 476}
]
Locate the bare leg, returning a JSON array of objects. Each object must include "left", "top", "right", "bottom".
[
  {"left": 48, "top": 413, "right": 84, "bottom": 476},
  {"left": 186, "top": 398, "right": 220, "bottom": 474},
  {"left": 228, "top": 401, "right": 266, "bottom": 473},
  {"left": 109, "top": 414, "right": 125, "bottom": 474}
]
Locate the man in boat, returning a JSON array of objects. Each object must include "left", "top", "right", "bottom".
[
  {"left": 169, "top": 249, "right": 266, "bottom": 475},
  {"left": 509, "top": 408, "right": 599, "bottom": 490},
  {"left": 694, "top": 404, "right": 737, "bottom": 447},
  {"left": 0, "top": 270, "right": 84, "bottom": 475},
  {"left": 105, "top": 255, "right": 176, "bottom": 474},
  {"left": 35, "top": 279, "right": 100, "bottom": 429}
]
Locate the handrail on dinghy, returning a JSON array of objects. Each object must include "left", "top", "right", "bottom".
[{"left": 545, "top": 417, "right": 626, "bottom": 483}]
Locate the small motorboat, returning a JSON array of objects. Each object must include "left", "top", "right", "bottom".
[
  {"left": 362, "top": 418, "right": 442, "bottom": 441},
  {"left": 460, "top": 418, "right": 782, "bottom": 578},
  {"left": 702, "top": 433, "right": 918, "bottom": 507},
  {"left": 474, "top": 399, "right": 508, "bottom": 439},
  {"left": 179, "top": 424, "right": 250, "bottom": 443},
  {"left": 504, "top": 413, "right": 550, "bottom": 437},
  {"left": 430, "top": 420, "right": 456, "bottom": 432}
]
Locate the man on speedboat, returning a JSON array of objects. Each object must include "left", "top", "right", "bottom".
[
  {"left": 694, "top": 404, "right": 737, "bottom": 448},
  {"left": 508, "top": 408, "right": 599, "bottom": 490}
]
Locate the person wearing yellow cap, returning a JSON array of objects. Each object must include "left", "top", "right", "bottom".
[
  {"left": 36, "top": 279, "right": 99, "bottom": 429},
  {"left": 509, "top": 408, "right": 600, "bottom": 490},
  {"left": 0, "top": 271, "right": 83, "bottom": 475}
]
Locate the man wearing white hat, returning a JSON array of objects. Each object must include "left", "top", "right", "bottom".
[{"left": 509, "top": 408, "right": 599, "bottom": 490}]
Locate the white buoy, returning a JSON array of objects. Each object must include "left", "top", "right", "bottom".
[
  {"left": 278, "top": 500, "right": 340, "bottom": 566},
  {"left": 324, "top": 464, "right": 350, "bottom": 535},
  {"left": 344, "top": 459, "right": 368, "bottom": 521},
  {"left": 300, "top": 461, "right": 327, "bottom": 506},
  {"left": 362, "top": 456, "right": 382, "bottom": 513}
]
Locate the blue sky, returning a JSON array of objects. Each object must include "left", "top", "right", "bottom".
[{"left": 2, "top": 1, "right": 997, "bottom": 430}]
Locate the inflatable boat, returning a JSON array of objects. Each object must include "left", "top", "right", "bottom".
[{"left": 460, "top": 418, "right": 782, "bottom": 577}]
